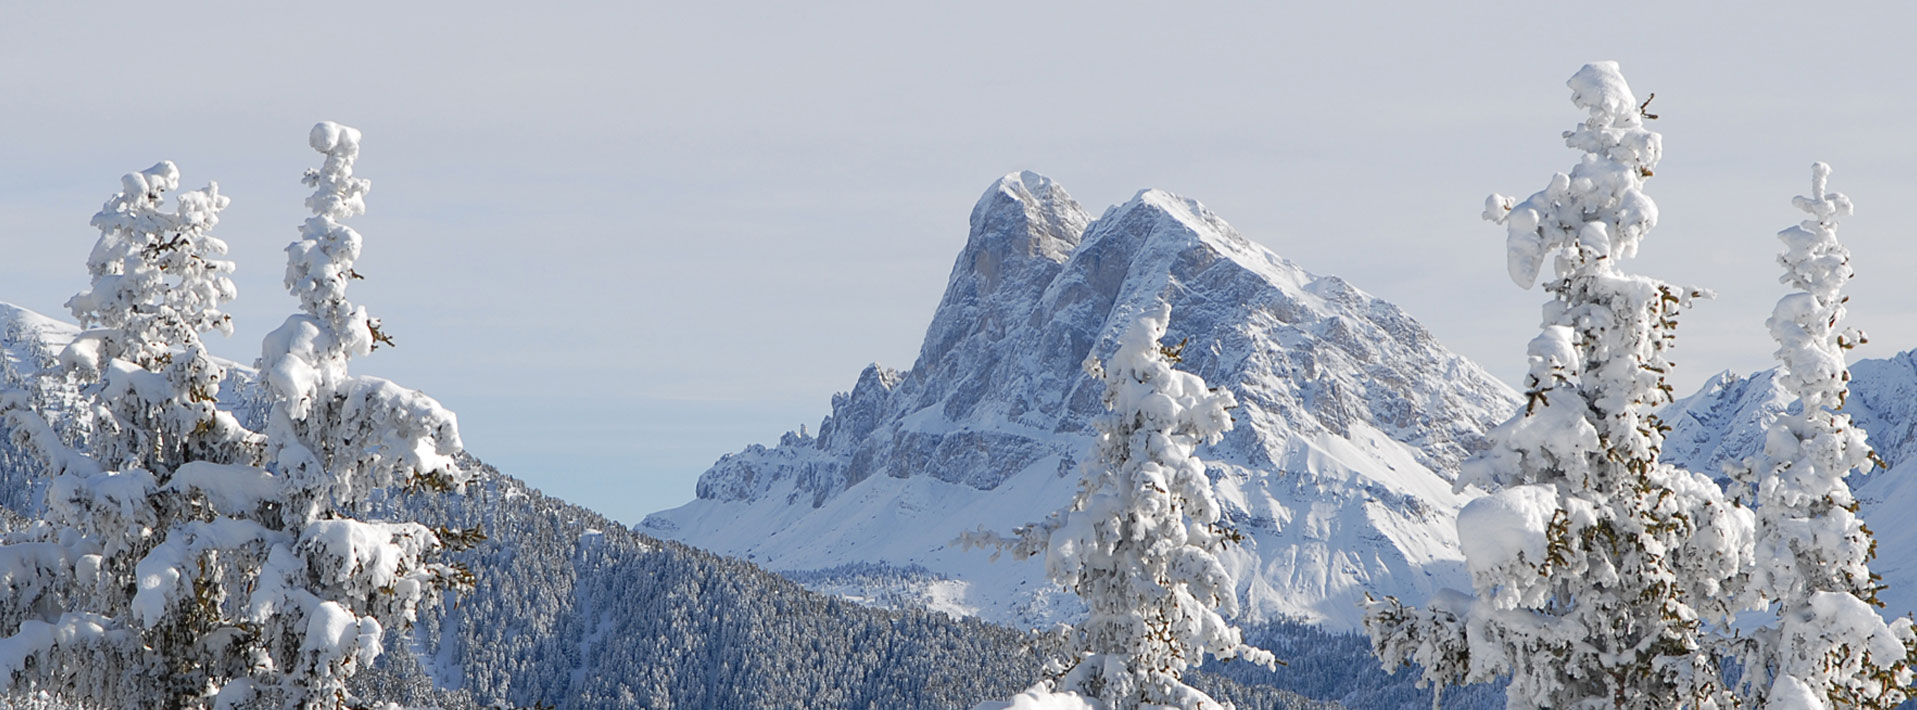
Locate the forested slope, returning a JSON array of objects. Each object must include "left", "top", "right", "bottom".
[{"left": 350, "top": 461, "right": 1333, "bottom": 709}]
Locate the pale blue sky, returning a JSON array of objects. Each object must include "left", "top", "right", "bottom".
[{"left": 4, "top": 2, "right": 1913, "bottom": 524}]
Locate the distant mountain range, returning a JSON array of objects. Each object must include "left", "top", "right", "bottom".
[{"left": 642, "top": 169, "right": 1917, "bottom": 639}]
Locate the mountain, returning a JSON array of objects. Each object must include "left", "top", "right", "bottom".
[
  {"left": 642, "top": 171, "right": 1522, "bottom": 630},
  {"left": 1660, "top": 349, "right": 1917, "bottom": 620},
  {"left": 0, "top": 305, "right": 76, "bottom": 518},
  {"left": 0, "top": 301, "right": 1345, "bottom": 710}
]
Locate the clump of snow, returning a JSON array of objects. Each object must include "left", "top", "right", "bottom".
[
  {"left": 1453, "top": 485, "right": 1556, "bottom": 604},
  {"left": 300, "top": 519, "right": 439, "bottom": 597},
  {"left": 130, "top": 518, "right": 274, "bottom": 628},
  {"left": 1764, "top": 674, "right": 1821, "bottom": 710},
  {"left": 0, "top": 614, "right": 118, "bottom": 684},
  {"left": 1491, "top": 60, "right": 1661, "bottom": 290},
  {"left": 167, "top": 461, "right": 279, "bottom": 516},
  {"left": 300, "top": 601, "right": 383, "bottom": 671}
]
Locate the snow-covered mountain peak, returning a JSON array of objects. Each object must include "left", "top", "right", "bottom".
[
  {"left": 915, "top": 171, "right": 1092, "bottom": 391},
  {"left": 1104, "top": 187, "right": 1246, "bottom": 247},
  {"left": 1659, "top": 368, "right": 1788, "bottom": 478},
  {"left": 1, "top": 302, "right": 81, "bottom": 364},
  {"left": 647, "top": 174, "right": 1522, "bottom": 630},
  {"left": 967, "top": 170, "right": 1087, "bottom": 264}
]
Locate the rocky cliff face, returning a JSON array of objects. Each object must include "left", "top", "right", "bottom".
[{"left": 644, "top": 172, "right": 1521, "bottom": 630}]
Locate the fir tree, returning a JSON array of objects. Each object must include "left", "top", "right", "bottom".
[
  {"left": 0, "top": 160, "right": 264, "bottom": 708},
  {"left": 970, "top": 304, "right": 1273, "bottom": 710},
  {"left": 228, "top": 121, "right": 472, "bottom": 710},
  {"left": 1728, "top": 163, "right": 1915, "bottom": 710}
]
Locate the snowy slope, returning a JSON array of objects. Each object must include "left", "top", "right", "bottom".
[
  {"left": 1661, "top": 350, "right": 1917, "bottom": 621},
  {"left": 0, "top": 305, "right": 83, "bottom": 518},
  {"left": 642, "top": 172, "right": 1521, "bottom": 630}
]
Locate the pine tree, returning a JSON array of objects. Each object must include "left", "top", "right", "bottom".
[
  {"left": 1365, "top": 62, "right": 1755, "bottom": 710},
  {"left": 1728, "top": 163, "right": 1915, "bottom": 710},
  {"left": 969, "top": 304, "right": 1273, "bottom": 710}
]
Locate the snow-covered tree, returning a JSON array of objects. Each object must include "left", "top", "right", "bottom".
[
  {"left": 257, "top": 120, "right": 466, "bottom": 521},
  {"left": 1365, "top": 62, "right": 1755, "bottom": 710},
  {"left": 0, "top": 160, "right": 264, "bottom": 708},
  {"left": 1728, "top": 163, "right": 1915, "bottom": 710},
  {"left": 0, "top": 124, "right": 470, "bottom": 710},
  {"left": 968, "top": 304, "right": 1273, "bottom": 710},
  {"left": 50, "top": 159, "right": 259, "bottom": 474},
  {"left": 220, "top": 120, "right": 472, "bottom": 710}
]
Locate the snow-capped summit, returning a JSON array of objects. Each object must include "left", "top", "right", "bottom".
[
  {"left": 963, "top": 170, "right": 1087, "bottom": 263},
  {"left": 644, "top": 173, "right": 1521, "bottom": 630}
]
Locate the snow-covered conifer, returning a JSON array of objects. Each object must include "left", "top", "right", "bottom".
[
  {"left": 1729, "top": 163, "right": 1915, "bottom": 710},
  {"left": 58, "top": 159, "right": 260, "bottom": 472},
  {"left": 259, "top": 121, "right": 464, "bottom": 515},
  {"left": 1365, "top": 62, "right": 1755, "bottom": 709},
  {"left": 969, "top": 304, "right": 1273, "bottom": 710},
  {"left": 0, "top": 160, "right": 266, "bottom": 708},
  {"left": 226, "top": 121, "right": 471, "bottom": 710},
  {"left": 0, "top": 124, "right": 470, "bottom": 710}
]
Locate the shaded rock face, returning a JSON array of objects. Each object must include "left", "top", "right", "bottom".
[{"left": 646, "top": 172, "right": 1521, "bottom": 629}]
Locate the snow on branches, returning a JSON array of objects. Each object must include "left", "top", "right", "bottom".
[
  {"left": 1486, "top": 63, "right": 1661, "bottom": 293},
  {"left": 1729, "top": 164, "right": 1916, "bottom": 710},
  {"left": 968, "top": 304, "right": 1272, "bottom": 710},
  {"left": 67, "top": 161, "right": 238, "bottom": 364},
  {"left": 1, "top": 160, "right": 265, "bottom": 708},
  {"left": 58, "top": 159, "right": 258, "bottom": 477},
  {"left": 235, "top": 121, "right": 472, "bottom": 709},
  {"left": 1368, "top": 62, "right": 1755, "bottom": 710},
  {"left": 262, "top": 121, "right": 464, "bottom": 518}
]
